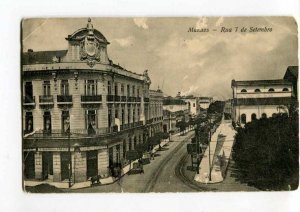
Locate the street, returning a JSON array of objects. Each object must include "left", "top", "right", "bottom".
[
  {"left": 67, "top": 128, "right": 259, "bottom": 193},
  {"left": 70, "top": 131, "right": 196, "bottom": 193}
]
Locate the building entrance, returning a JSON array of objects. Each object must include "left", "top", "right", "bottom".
[
  {"left": 61, "top": 152, "right": 70, "bottom": 181},
  {"left": 24, "top": 151, "right": 35, "bottom": 179},
  {"left": 87, "top": 150, "right": 98, "bottom": 179},
  {"left": 42, "top": 152, "right": 53, "bottom": 180}
]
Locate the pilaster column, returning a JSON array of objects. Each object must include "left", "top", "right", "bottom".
[
  {"left": 53, "top": 152, "right": 61, "bottom": 182},
  {"left": 34, "top": 152, "right": 42, "bottom": 180}
]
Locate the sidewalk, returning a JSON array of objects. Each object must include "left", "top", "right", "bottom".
[
  {"left": 194, "top": 119, "right": 236, "bottom": 184},
  {"left": 24, "top": 129, "right": 194, "bottom": 190}
]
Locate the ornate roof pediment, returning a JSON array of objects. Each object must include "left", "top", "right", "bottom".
[{"left": 66, "top": 18, "right": 110, "bottom": 45}]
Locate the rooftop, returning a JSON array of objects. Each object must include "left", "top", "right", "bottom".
[
  {"left": 22, "top": 50, "right": 68, "bottom": 65},
  {"left": 231, "top": 79, "right": 292, "bottom": 87}
]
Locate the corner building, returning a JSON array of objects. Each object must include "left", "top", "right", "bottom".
[{"left": 22, "top": 19, "right": 162, "bottom": 183}]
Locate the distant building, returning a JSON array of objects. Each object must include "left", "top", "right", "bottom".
[
  {"left": 231, "top": 78, "right": 293, "bottom": 125},
  {"left": 162, "top": 97, "right": 189, "bottom": 133},
  {"left": 176, "top": 95, "right": 199, "bottom": 116},
  {"left": 147, "top": 89, "right": 164, "bottom": 137},
  {"left": 198, "top": 97, "right": 213, "bottom": 110},
  {"left": 22, "top": 19, "right": 163, "bottom": 183}
]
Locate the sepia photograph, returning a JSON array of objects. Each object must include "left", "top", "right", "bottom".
[{"left": 21, "top": 17, "right": 298, "bottom": 193}]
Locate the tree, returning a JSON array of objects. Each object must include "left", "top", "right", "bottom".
[
  {"left": 232, "top": 113, "right": 299, "bottom": 190},
  {"left": 207, "top": 101, "right": 225, "bottom": 114},
  {"left": 176, "top": 121, "right": 187, "bottom": 136}
]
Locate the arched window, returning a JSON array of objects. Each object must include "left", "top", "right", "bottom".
[
  {"left": 241, "top": 114, "right": 246, "bottom": 124},
  {"left": 261, "top": 113, "right": 267, "bottom": 119},
  {"left": 282, "top": 88, "right": 289, "bottom": 92},
  {"left": 251, "top": 113, "right": 257, "bottom": 121},
  {"left": 241, "top": 89, "right": 247, "bottom": 93},
  {"left": 254, "top": 89, "right": 261, "bottom": 92},
  {"left": 268, "top": 88, "right": 275, "bottom": 92},
  {"left": 272, "top": 113, "right": 277, "bottom": 118}
]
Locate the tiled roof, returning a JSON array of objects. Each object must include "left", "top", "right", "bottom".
[
  {"left": 234, "top": 97, "right": 291, "bottom": 106},
  {"left": 22, "top": 50, "right": 68, "bottom": 65},
  {"left": 231, "top": 79, "right": 292, "bottom": 87}
]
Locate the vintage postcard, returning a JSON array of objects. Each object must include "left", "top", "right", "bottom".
[{"left": 21, "top": 17, "right": 298, "bottom": 193}]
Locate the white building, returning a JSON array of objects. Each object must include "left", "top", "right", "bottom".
[
  {"left": 198, "top": 97, "right": 213, "bottom": 110},
  {"left": 181, "top": 96, "right": 199, "bottom": 116},
  {"left": 162, "top": 97, "right": 189, "bottom": 133},
  {"left": 231, "top": 79, "right": 293, "bottom": 124}
]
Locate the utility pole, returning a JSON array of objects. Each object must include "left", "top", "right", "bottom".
[
  {"left": 66, "top": 119, "right": 72, "bottom": 188},
  {"left": 208, "top": 117, "right": 212, "bottom": 181},
  {"left": 196, "top": 124, "right": 200, "bottom": 174}
]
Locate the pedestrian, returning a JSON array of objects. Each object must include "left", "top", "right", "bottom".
[{"left": 204, "top": 173, "right": 209, "bottom": 185}]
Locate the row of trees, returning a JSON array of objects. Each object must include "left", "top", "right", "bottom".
[
  {"left": 126, "top": 132, "right": 170, "bottom": 162},
  {"left": 232, "top": 113, "right": 299, "bottom": 190}
]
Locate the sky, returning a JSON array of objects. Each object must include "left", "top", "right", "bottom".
[{"left": 22, "top": 17, "right": 298, "bottom": 100}]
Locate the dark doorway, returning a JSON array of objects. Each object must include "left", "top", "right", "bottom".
[
  {"left": 61, "top": 111, "right": 70, "bottom": 133},
  {"left": 42, "top": 152, "right": 53, "bottom": 180},
  {"left": 25, "top": 112, "right": 33, "bottom": 134},
  {"left": 241, "top": 114, "right": 246, "bottom": 124},
  {"left": 251, "top": 113, "right": 257, "bottom": 121},
  {"left": 109, "top": 147, "right": 114, "bottom": 167},
  {"left": 163, "top": 124, "right": 167, "bottom": 133},
  {"left": 61, "top": 152, "right": 70, "bottom": 181},
  {"left": 25, "top": 82, "right": 33, "bottom": 102},
  {"left": 86, "top": 150, "right": 98, "bottom": 179},
  {"left": 43, "top": 111, "right": 52, "bottom": 133},
  {"left": 24, "top": 151, "right": 35, "bottom": 179}
]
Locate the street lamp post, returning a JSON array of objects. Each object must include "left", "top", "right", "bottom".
[
  {"left": 196, "top": 124, "right": 200, "bottom": 174},
  {"left": 65, "top": 118, "right": 72, "bottom": 188},
  {"left": 208, "top": 117, "right": 212, "bottom": 182}
]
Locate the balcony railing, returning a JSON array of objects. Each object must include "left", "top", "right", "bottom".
[
  {"left": 115, "top": 95, "right": 120, "bottom": 102},
  {"left": 26, "top": 121, "right": 146, "bottom": 139},
  {"left": 39, "top": 95, "right": 54, "bottom": 104},
  {"left": 146, "top": 118, "right": 153, "bottom": 124},
  {"left": 107, "top": 95, "right": 114, "bottom": 102},
  {"left": 128, "top": 97, "right": 136, "bottom": 102},
  {"left": 121, "top": 96, "right": 127, "bottom": 102},
  {"left": 81, "top": 95, "right": 102, "bottom": 103},
  {"left": 57, "top": 95, "right": 72, "bottom": 103},
  {"left": 23, "top": 96, "right": 35, "bottom": 105}
]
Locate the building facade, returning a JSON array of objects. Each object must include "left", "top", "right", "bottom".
[
  {"left": 162, "top": 97, "right": 189, "bottom": 133},
  {"left": 147, "top": 89, "right": 164, "bottom": 137},
  {"left": 177, "top": 95, "right": 199, "bottom": 116},
  {"left": 231, "top": 79, "right": 293, "bottom": 125},
  {"left": 22, "top": 19, "right": 163, "bottom": 183},
  {"left": 198, "top": 97, "right": 213, "bottom": 110}
]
